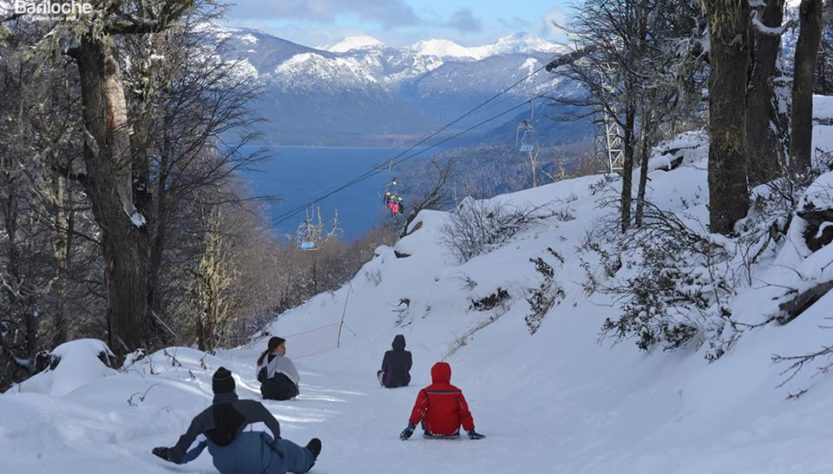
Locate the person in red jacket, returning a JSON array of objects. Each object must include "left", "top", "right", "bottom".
[{"left": 399, "top": 361, "right": 485, "bottom": 440}]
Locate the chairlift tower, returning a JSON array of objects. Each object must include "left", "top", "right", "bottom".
[{"left": 602, "top": 107, "right": 625, "bottom": 174}]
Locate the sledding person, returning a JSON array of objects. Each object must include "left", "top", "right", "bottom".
[
  {"left": 399, "top": 361, "right": 485, "bottom": 440},
  {"left": 257, "top": 336, "right": 301, "bottom": 401},
  {"left": 377, "top": 334, "right": 412, "bottom": 388},
  {"left": 151, "top": 367, "right": 321, "bottom": 474}
]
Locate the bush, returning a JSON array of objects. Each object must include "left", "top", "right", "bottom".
[
  {"left": 440, "top": 198, "right": 537, "bottom": 262},
  {"left": 469, "top": 287, "right": 510, "bottom": 311},
  {"left": 525, "top": 248, "right": 565, "bottom": 335},
  {"left": 595, "top": 203, "right": 738, "bottom": 360}
]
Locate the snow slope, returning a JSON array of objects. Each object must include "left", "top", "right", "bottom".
[{"left": 3, "top": 100, "right": 833, "bottom": 473}]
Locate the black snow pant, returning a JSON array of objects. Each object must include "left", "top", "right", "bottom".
[{"left": 261, "top": 373, "right": 299, "bottom": 401}]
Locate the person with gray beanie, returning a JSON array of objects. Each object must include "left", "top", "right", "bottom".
[{"left": 152, "top": 367, "right": 321, "bottom": 473}]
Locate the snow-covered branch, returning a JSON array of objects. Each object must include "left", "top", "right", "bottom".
[{"left": 751, "top": 10, "right": 795, "bottom": 36}]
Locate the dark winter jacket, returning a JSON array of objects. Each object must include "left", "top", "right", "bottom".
[
  {"left": 162, "top": 393, "right": 315, "bottom": 474},
  {"left": 408, "top": 362, "right": 475, "bottom": 436},
  {"left": 169, "top": 393, "right": 281, "bottom": 464},
  {"left": 380, "top": 334, "right": 412, "bottom": 388}
]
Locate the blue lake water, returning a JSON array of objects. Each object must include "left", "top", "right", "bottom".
[{"left": 243, "top": 147, "right": 419, "bottom": 242}]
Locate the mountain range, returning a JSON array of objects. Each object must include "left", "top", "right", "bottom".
[{"left": 205, "top": 25, "right": 592, "bottom": 147}]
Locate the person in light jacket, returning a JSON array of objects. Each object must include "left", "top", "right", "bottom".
[
  {"left": 152, "top": 367, "right": 321, "bottom": 474},
  {"left": 258, "top": 336, "right": 301, "bottom": 400}
]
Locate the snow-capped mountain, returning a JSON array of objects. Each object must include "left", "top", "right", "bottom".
[
  {"left": 326, "top": 35, "right": 385, "bottom": 53},
  {"left": 208, "top": 26, "right": 582, "bottom": 146}
]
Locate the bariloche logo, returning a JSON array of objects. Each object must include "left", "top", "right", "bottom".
[{"left": 13, "top": 0, "right": 93, "bottom": 18}]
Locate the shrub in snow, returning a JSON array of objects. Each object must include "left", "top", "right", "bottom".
[
  {"left": 440, "top": 197, "right": 536, "bottom": 262},
  {"left": 525, "top": 248, "right": 565, "bottom": 335},
  {"left": 596, "top": 204, "right": 740, "bottom": 360},
  {"left": 393, "top": 298, "right": 411, "bottom": 326},
  {"left": 469, "top": 287, "right": 510, "bottom": 311}
]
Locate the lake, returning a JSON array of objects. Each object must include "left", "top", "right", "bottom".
[{"left": 243, "top": 147, "right": 422, "bottom": 242}]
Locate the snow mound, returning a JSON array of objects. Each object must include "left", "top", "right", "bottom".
[
  {"left": 649, "top": 130, "right": 709, "bottom": 171},
  {"left": 802, "top": 171, "right": 833, "bottom": 210},
  {"left": 17, "top": 339, "right": 115, "bottom": 397},
  {"left": 815, "top": 95, "right": 833, "bottom": 122}
]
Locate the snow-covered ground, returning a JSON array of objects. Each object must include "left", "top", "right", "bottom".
[{"left": 3, "top": 99, "right": 833, "bottom": 473}]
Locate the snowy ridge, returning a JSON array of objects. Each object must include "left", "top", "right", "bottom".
[
  {"left": 273, "top": 52, "right": 382, "bottom": 91},
  {"left": 4, "top": 102, "right": 833, "bottom": 472},
  {"left": 408, "top": 33, "right": 564, "bottom": 61},
  {"left": 197, "top": 25, "right": 576, "bottom": 144},
  {"left": 327, "top": 35, "right": 385, "bottom": 53},
  {"left": 408, "top": 39, "right": 481, "bottom": 60}
]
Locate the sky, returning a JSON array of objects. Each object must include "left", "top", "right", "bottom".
[{"left": 222, "top": 0, "right": 574, "bottom": 49}]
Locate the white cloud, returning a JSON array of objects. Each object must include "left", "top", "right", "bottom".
[
  {"left": 538, "top": 8, "right": 570, "bottom": 38},
  {"left": 228, "top": 0, "right": 419, "bottom": 28}
]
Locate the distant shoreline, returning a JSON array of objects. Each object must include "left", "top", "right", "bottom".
[{"left": 266, "top": 145, "right": 429, "bottom": 150}]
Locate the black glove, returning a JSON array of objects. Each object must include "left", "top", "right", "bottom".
[
  {"left": 468, "top": 430, "right": 485, "bottom": 440},
  {"left": 400, "top": 424, "right": 415, "bottom": 440},
  {"left": 152, "top": 446, "right": 172, "bottom": 461}
]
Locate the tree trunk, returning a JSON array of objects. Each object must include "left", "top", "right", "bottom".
[
  {"left": 620, "top": 99, "right": 636, "bottom": 233},
  {"left": 51, "top": 175, "right": 70, "bottom": 346},
  {"left": 705, "top": 0, "right": 751, "bottom": 235},
  {"left": 747, "top": 0, "right": 786, "bottom": 184},
  {"left": 76, "top": 36, "right": 148, "bottom": 353},
  {"left": 147, "top": 134, "right": 171, "bottom": 343},
  {"left": 790, "top": 0, "right": 824, "bottom": 173},
  {"left": 635, "top": 101, "right": 653, "bottom": 228}
]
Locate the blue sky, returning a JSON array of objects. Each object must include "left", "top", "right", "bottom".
[{"left": 223, "top": 0, "right": 574, "bottom": 48}]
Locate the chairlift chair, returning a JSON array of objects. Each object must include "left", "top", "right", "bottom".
[
  {"left": 516, "top": 120, "right": 536, "bottom": 153},
  {"left": 296, "top": 207, "right": 322, "bottom": 251}
]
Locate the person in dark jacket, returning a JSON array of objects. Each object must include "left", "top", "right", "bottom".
[
  {"left": 377, "top": 334, "right": 412, "bottom": 388},
  {"left": 399, "top": 362, "right": 485, "bottom": 440},
  {"left": 257, "top": 337, "right": 301, "bottom": 400},
  {"left": 152, "top": 367, "right": 321, "bottom": 474}
]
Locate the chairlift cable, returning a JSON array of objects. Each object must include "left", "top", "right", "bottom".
[
  {"left": 272, "top": 92, "right": 550, "bottom": 227},
  {"left": 271, "top": 57, "right": 563, "bottom": 227}
]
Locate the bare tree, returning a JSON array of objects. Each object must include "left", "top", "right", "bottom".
[
  {"left": 401, "top": 159, "right": 454, "bottom": 237},
  {"left": 56, "top": 1, "right": 200, "bottom": 353},
  {"left": 559, "top": 0, "right": 704, "bottom": 233}
]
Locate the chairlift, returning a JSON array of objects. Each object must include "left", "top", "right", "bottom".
[
  {"left": 516, "top": 119, "right": 536, "bottom": 153},
  {"left": 296, "top": 206, "right": 323, "bottom": 251},
  {"left": 385, "top": 193, "right": 404, "bottom": 216},
  {"left": 516, "top": 97, "right": 537, "bottom": 154},
  {"left": 382, "top": 159, "right": 405, "bottom": 216}
]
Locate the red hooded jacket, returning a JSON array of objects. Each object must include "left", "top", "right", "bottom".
[{"left": 408, "top": 362, "right": 475, "bottom": 436}]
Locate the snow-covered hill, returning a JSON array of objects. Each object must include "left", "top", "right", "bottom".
[{"left": 3, "top": 100, "right": 833, "bottom": 473}]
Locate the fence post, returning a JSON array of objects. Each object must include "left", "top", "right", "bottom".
[{"left": 337, "top": 285, "right": 352, "bottom": 349}]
